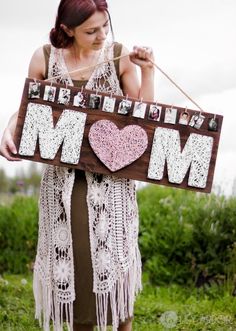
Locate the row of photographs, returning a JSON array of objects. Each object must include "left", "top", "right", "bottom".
[{"left": 28, "top": 81, "right": 218, "bottom": 131}]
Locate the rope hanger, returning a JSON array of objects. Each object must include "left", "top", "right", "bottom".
[{"left": 45, "top": 53, "right": 205, "bottom": 113}]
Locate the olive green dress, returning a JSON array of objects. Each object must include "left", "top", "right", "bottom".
[{"left": 43, "top": 43, "right": 131, "bottom": 326}]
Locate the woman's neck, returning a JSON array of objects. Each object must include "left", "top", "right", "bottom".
[
  {"left": 64, "top": 42, "right": 103, "bottom": 80},
  {"left": 72, "top": 43, "right": 101, "bottom": 61}
]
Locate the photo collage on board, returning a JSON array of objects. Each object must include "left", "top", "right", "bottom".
[{"left": 27, "top": 81, "right": 218, "bottom": 132}]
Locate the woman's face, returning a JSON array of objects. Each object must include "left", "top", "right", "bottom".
[{"left": 69, "top": 10, "right": 109, "bottom": 50}]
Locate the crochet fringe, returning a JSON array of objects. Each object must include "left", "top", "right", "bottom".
[
  {"left": 33, "top": 248, "right": 142, "bottom": 331},
  {"left": 96, "top": 247, "right": 142, "bottom": 331},
  {"left": 33, "top": 269, "right": 74, "bottom": 331}
]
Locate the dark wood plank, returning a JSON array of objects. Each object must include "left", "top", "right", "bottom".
[{"left": 13, "top": 78, "right": 223, "bottom": 193}]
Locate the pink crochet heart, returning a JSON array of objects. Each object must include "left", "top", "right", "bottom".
[{"left": 88, "top": 120, "right": 148, "bottom": 172}]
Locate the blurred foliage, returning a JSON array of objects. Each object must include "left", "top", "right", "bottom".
[
  {"left": 1, "top": 179, "right": 236, "bottom": 288},
  {"left": 0, "top": 163, "right": 41, "bottom": 196},
  {"left": 0, "top": 196, "right": 38, "bottom": 274},
  {"left": 137, "top": 185, "right": 236, "bottom": 286}
]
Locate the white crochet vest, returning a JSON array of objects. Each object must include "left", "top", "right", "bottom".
[{"left": 33, "top": 42, "right": 142, "bottom": 331}]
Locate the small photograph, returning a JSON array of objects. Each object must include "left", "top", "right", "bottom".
[
  {"left": 58, "top": 88, "right": 71, "bottom": 105},
  {"left": 73, "top": 91, "right": 86, "bottom": 108},
  {"left": 89, "top": 94, "right": 102, "bottom": 109},
  {"left": 179, "top": 110, "right": 190, "bottom": 125},
  {"left": 117, "top": 99, "right": 132, "bottom": 115},
  {"left": 43, "top": 85, "right": 56, "bottom": 102},
  {"left": 148, "top": 104, "right": 162, "bottom": 121},
  {"left": 28, "top": 82, "right": 41, "bottom": 99},
  {"left": 132, "top": 102, "right": 147, "bottom": 119},
  {"left": 208, "top": 117, "right": 218, "bottom": 132},
  {"left": 189, "top": 113, "right": 205, "bottom": 129},
  {"left": 102, "top": 96, "right": 116, "bottom": 113},
  {"left": 164, "top": 107, "right": 177, "bottom": 124}
]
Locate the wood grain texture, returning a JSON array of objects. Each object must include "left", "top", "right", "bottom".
[{"left": 13, "top": 78, "right": 223, "bottom": 193}]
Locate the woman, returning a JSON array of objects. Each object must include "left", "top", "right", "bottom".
[{"left": 0, "top": 1, "right": 154, "bottom": 330}]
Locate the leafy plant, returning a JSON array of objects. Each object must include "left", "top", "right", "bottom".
[
  {"left": 0, "top": 196, "right": 38, "bottom": 274},
  {"left": 137, "top": 185, "right": 236, "bottom": 286}
]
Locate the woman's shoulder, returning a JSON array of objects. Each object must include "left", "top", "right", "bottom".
[
  {"left": 110, "top": 41, "right": 130, "bottom": 64},
  {"left": 42, "top": 44, "right": 51, "bottom": 56},
  {"left": 28, "top": 45, "right": 51, "bottom": 79},
  {"left": 112, "top": 42, "right": 134, "bottom": 77},
  {"left": 31, "top": 44, "right": 54, "bottom": 60},
  {"left": 109, "top": 41, "right": 129, "bottom": 55},
  {"left": 30, "top": 45, "right": 51, "bottom": 65}
]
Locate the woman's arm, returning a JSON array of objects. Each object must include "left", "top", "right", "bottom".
[
  {"left": 0, "top": 47, "right": 45, "bottom": 161},
  {"left": 120, "top": 45, "right": 155, "bottom": 101}
]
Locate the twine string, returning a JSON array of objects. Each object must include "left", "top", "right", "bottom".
[
  {"left": 148, "top": 59, "right": 204, "bottom": 112},
  {"left": 45, "top": 54, "right": 128, "bottom": 82},
  {"left": 46, "top": 53, "right": 204, "bottom": 112}
]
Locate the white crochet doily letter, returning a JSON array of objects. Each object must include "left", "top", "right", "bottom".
[
  {"left": 19, "top": 103, "right": 87, "bottom": 164},
  {"left": 88, "top": 119, "right": 148, "bottom": 171},
  {"left": 147, "top": 127, "right": 213, "bottom": 188}
]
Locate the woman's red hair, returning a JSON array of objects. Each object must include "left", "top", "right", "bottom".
[{"left": 50, "top": 0, "right": 112, "bottom": 48}]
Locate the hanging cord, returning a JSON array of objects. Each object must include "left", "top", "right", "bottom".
[
  {"left": 45, "top": 54, "right": 128, "bottom": 82},
  {"left": 45, "top": 53, "right": 204, "bottom": 112},
  {"left": 148, "top": 58, "right": 204, "bottom": 112}
]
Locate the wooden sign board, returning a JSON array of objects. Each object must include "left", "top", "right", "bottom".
[{"left": 14, "top": 78, "right": 223, "bottom": 193}]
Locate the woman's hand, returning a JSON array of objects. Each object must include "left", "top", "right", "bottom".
[
  {"left": 0, "top": 118, "right": 21, "bottom": 161},
  {"left": 129, "top": 46, "right": 154, "bottom": 70}
]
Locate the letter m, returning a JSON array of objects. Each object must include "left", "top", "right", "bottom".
[
  {"left": 19, "top": 103, "right": 87, "bottom": 164},
  {"left": 148, "top": 127, "right": 214, "bottom": 188}
]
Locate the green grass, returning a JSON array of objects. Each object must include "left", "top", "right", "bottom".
[
  {"left": 0, "top": 274, "right": 236, "bottom": 331},
  {"left": 134, "top": 274, "right": 236, "bottom": 330}
]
